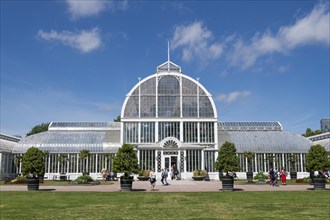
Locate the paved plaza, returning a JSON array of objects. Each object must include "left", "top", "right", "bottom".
[{"left": 1, "top": 180, "right": 329, "bottom": 192}]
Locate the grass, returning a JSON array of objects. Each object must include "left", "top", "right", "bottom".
[{"left": 1, "top": 191, "right": 329, "bottom": 219}]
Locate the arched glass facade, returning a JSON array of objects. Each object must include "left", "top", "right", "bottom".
[{"left": 2, "top": 59, "right": 318, "bottom": 181}]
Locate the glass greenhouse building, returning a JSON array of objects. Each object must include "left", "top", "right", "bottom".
[{"left": 1, "top": 60, "right": 315, "bottom": 180}]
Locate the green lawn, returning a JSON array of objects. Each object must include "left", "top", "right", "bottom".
[{"left": 1, "top": 191, "right": 329, "bottom": 219}]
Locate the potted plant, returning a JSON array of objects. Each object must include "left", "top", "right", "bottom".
[
  {"left": 137, "top": 170, "right": 150, "bottom": 181},
  {"left": 306, "top": 145, "right": 330, "bottom": 190},
  {"left": 113, "top": 144, "right": 139, "bottom": 191},
  {"left": 243, "top": 151, "right": 255, "bottom": 182},
  {"left": 215, "top": 142, "right": 239, "bottom": 191},
  {"left": 192, "top": 169, "right": 207, "bottom": 181},
  {"left": 21, "top": 147, "right": 45, "bottom": 190},
  {"left": 288, "top": 153, "right": 298, "bottom": 180}
]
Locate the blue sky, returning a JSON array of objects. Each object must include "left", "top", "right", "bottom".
[{"left": 1, "top": 1, "right": 329, "bottom": 137}]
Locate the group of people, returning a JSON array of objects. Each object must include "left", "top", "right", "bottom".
[
  {"left": 100, "top": 169, "right": 117, "bottom": 181},
  {"left": 149, "top": 164, "right": 179, "bottom": 191},
  {"left": 269, "top": 167, "right": 287, "bottom": 186}
]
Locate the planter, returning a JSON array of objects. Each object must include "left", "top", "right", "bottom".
[
  {"left": 27, "top": 178, "right": 40, "bottom": 191},
  {"left": 192, "top": 176, "right": 205, "bottom": 181},
  {"left": 60, "top": 173, "right": 67, "bottom": 181},
  {"left": 290, "top": 172, "right": 297, "bottom": 180},
  {"left": 221, "top": 177, "right": 234, "bottom": 191},
  {"left": 137, "top": 176, "right": 150, "bottom": 181},
  {"left": 246, "top": 172, "right": 253, "bottom": 182},
  {"left": 313, "top": 177, "right": 326, "bottom": 190},
  {"left": 120, "top": 176, "right": 134, "bottom": 191}
]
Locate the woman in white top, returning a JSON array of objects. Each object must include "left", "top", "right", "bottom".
[{"left": 149, "top": 169, "right": 156, "bottom": 191}]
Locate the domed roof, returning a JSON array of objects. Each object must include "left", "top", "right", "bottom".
[{"left": 121, "top": 61, "right": 217, "bottom": 120}]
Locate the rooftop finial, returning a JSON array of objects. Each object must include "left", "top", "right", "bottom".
[{"left": 168, "top": 41, "right": 170, "bottom": 72}]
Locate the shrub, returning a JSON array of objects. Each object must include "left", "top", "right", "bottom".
[
  {"left": 9, "top": 176, "right": 27, "bottom": 184},
  {"left": 306, "top": 145, "right": 330, "bottom": 177},
  {"left": 193, "top": 169, "right": 207, "bottom": 177},
  {"left": 215, "top": 142, "right": 239, "bottom": 178},
  {"left": 139, "top": 170, "right": 150, "bottom": 177},
  {"left": 21, "top": 147, "right": 45, "bottom": 178},
  {"left": 253, "top": 172, "right": 268, "bottom": 182},
  {"left": 74, "top": 175, "right": 94, "bottom": 183},
  {"left": 113, "top": 144, "right": 139, "bottom": 177}
]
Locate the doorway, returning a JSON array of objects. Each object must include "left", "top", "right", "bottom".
[{"left": 164, "top": 156, "right": 177, "bottom": 171}]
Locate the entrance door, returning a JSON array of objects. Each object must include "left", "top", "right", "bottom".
[{"left": 164, "top": 156, "right": 177, "bottom": 171}]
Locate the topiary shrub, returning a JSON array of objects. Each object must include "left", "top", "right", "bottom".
[
  {"left": 21, "top": 147, "right": 45, "bottom": 178},
  {"left": 306, "top": 145, "right": 330, "bottom": 178},
  {"left": 138, "top": 170, "right": 151, "bottom": 177},
  {"left": 113, "top": 144, "right": 139, "bottom": 177},
  {"left": 215, "top": 142, "right": 239, "bottom": 178},
  {"left": 193, "top": 169, "right": 207, "bottom": 177}
]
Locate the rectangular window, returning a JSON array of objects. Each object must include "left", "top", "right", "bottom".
[
  {"left": 124, "top": 122, "right": 139, "bottom": 143},
  {"left": 139, "top": 150, "right": 156, "bottom": 170},
  {"left": 204, "top": 151, "right": 215, "bottom": 172},
  {"left": 159, "top": 122, "right": 180, "bottom": 140},
  {"left": 140, "top": 122, "right": 155, "bottom": 143},
  {"left": 200, "top": 122, "right": 214, "bottom": 143},
  {"left": 183, "top": 122, "right": 198, "bottom": 143},
  {"left": 186, "top": 150, "right": 202, "bottom": 172}
]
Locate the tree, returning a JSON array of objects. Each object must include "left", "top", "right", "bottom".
[
  {"left": 113, "top": 144, "right": 139, "bottom": 177},
  {"left": 79, "top": 150, "right": 90, "bottom": 175},
  {"left": 306, "top": 145, "right": 330, "bottom": 175},
  {"left": 58, "top": 154, "right": 69, "bottom": 174},
  {"left": 26, "top": 123, "right": 50, "bottom": 137},
  {"left": 215, "top": 142, "right": 239, "bottom": 177},
  {"left": 288, "top": 153, "right": 298, "bottom": 172},
  {"left": 244, "top": 151, "right": 255, "bottom": 172},
  {"left": 21, "top": 147, "right": 45, "bottom": 177},
  {"left": 114, "top": 115, "right": 121, "bottom": 122}
]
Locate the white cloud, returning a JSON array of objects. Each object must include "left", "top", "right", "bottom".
[
  {"left": 66, "top": 0, "right": 128, "bottom": 19},
  {"left": 228, "top": 2, "right": 329, "bottom": 69},
  {"left": 37, "top": 28, "right": 102, "bottom": 53},
  {"left": 216, "top": 91, "right": 251, "bottom": 103},
  {"left": 171, "top": 21, "right": 223, "bottom": 62}
]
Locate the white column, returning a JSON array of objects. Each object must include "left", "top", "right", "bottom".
[
  {"left": 180, "top": 121, "right": 183, "bottom": 142},
  {"left": 155, "top": 121, "right": 159, "bottom": 142},
  {"left": 201, "top": 149, "right": 205, "bottom": 170},
  {"left": 95, "top": 154, "right": 98, "bottom": 173},
  {"left": 300, "top": 153, "right": 303, "bottom": 172},
  {"left": 254, "top": 154, "right": 257, "bottom": 172}
]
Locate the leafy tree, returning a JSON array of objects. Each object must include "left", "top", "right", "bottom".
[
  {"left": 302, "top": 128, "right": 325, "bottom": 137},
  {"left": 113, "top": 144, "right": 139, "bottom": 177},
  {"left": 306, "top": 145, "right": 330, "bottom": 175},
  {"left": 244, "top": 151, "right": 255, "bottom": 172},
  {"left": 114, "top": 115, "right": 121, "bottom": 122},
  {"left": 26, "top": 123, "right": 50, "bottom": 137},
  {"left": 79, "top": 150, "right": 90, "bottom": 175},
  {"left": 21, "top": 147, "right": 45, "bottom": 177},
  {"left": 215, "top": 142, "right": 239, "bottom": 177},
  {"left": 288, "top": 153, "right": 298, "bottom": 172}
]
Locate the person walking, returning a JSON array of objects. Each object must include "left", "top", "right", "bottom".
[
  {"left": 281, "top": 167, "right": 287, "bottom": 185},
  {"left": 149, "top": 169, "right": 157, "bottom": 191},
  {"left": 160, "top": 168, "right": 165, "bottom": 185},
  {"left": 163, "top": 168, "right": 169, "bottom": 185}
]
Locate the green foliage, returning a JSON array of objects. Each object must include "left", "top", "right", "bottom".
[
  {"left": 243, "top": 151, "right": 255, "bottom": 172},
  {"left": 113, "top": 115, "right": 121, "bottom": 122},
  {"left": 113, "top": 144, "right": 139, "bottom": 176},
  {"left": 79, "top": 150, "right": 90, "bottom": 159},
  {"left": 193, "top": 169, "right": 207, "bottom": 177},
  {"left": 253, "top": 172, "right": 268, "bottom": 182},
  {"left": 73, "top": 175, "right": 94, "bottom": 183},
  {"left": 21, "top": 147, "right": 45, "bottom": 177},
  {"left": 288, "top": 153, "right": 298, "bottom": 172},
  {"left": 138, "top": 170, "right": 151, "bottom": 177},
  {"left": 215, "top": 142, "right": 239, "bottom": 177},
  {"left": 306, "top": 145, "right": 330, "bottom": 173},
  {"left": 26, "top": 123, "right": 49, "bottom": 137},
  {"left": 302, "top": 128, "right": 325, "bottom": 137}
]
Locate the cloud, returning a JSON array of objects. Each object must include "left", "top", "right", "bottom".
[
  {"left": 216, "top": 91, "right": 251, "bottom": 103},
  {"left": 171, "top": 21, "right": 223, "bottom": 62},
  {"left": 37, "top": 28, "right": 102, "bottom": 53},
  {"left": 66, "top": 0, "right": 128, "bottom": 19},
  {"left": 228, "top": 2, "right": 329, "bottom": 69}
]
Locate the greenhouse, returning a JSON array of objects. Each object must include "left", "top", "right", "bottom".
[{"left": 2, "top": 60, "right": 314, "bottom": 180}]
